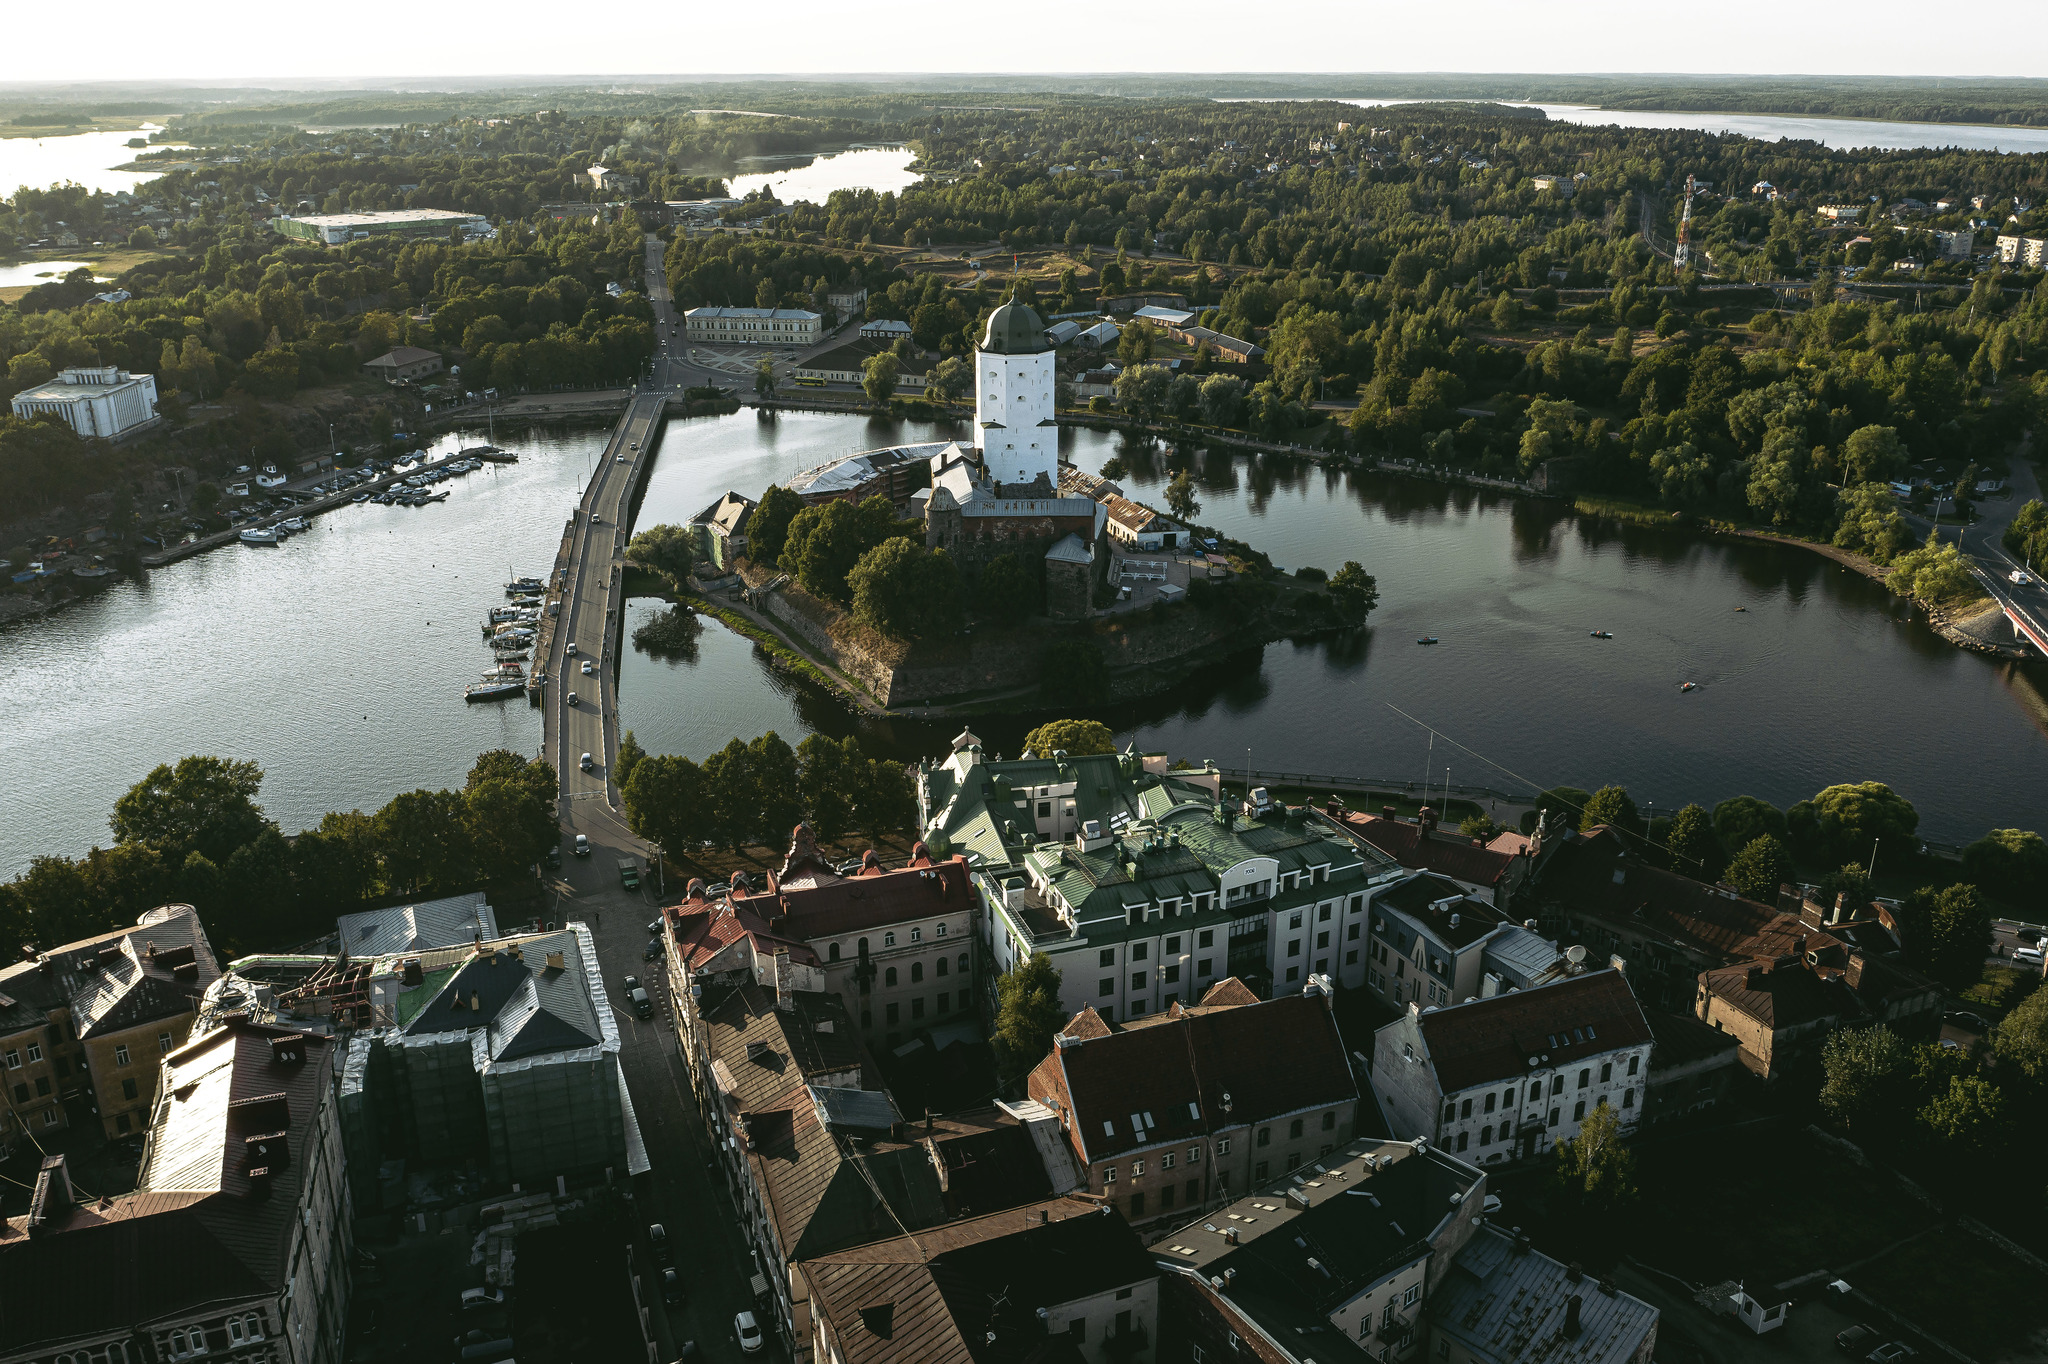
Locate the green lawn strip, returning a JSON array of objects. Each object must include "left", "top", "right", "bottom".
[
  {"left": 1851, "top": 1224, "right": 2048, "bottom": 1361},
  {"left": 1959, "top": 964, "right": 2038, "bottom": 1018},
  {"left": 681, "top": 591, "right": 858, "bottom": 699}
]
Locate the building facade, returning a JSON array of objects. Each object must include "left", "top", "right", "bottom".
[
  {"left": 973, "top": 297, "right": 1059, "bottom": 489},
  {"left": 11, "top": 366, "right": 158, "bottom": 439},
  {"left": 683, "top": 305, "right": 824, "bottom": 346},
  {"left": 1997, "top": 234, "right": 2048, "bottom": 268},
  {"left": 272, "top": 209, "right": 488, "bottom": 245}
]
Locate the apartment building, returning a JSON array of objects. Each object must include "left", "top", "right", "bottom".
[{"left": 683, "top": 305, "right": 824, "bottom": 346}]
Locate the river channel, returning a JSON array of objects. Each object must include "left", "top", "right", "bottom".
[{"left": 6, "top": 411, "right": 2048, "bottom": 880}]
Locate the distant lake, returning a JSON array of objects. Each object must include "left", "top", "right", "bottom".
[
  {"left": 0, "top": 260, "right": 107, "bottom": 289},
  {"left": 1336, "top": 98, "right": 2048, "bottom": 153},
  {"left": 0, "top": 125, "right": 174, "bottom": 197},
  {"left": 726, "top": 146, "right": 921, "bottom": 205}
]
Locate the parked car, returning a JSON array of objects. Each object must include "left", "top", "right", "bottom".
[
  {"left": 1837, "top": 1326, "right": 1880, "bottom": 1354},
  {"left": 1944, "top": 1011, "right": 1990, "bottom": 1032},
  {"left": 662, "top": 1268, "right": 684, "bottom": 1307},
  {"left": 574, "top": 834, "right": 591, "bottom": 857},
  {"left": 622, "top": 974, "right": 640, "bottom": 996},
  {"left": 735, "top": 1312, "right": 764, "bottom": 1354},
  {"left": 1868, "top": 1344, "right": 1918, "bottom": 1364},
  {"left": 460, "top": 1287, "right": 506, "bottom": 1312},
  {"left": 649, "top": 1222, "right": 673, "bottom": 1266},
  {"left": 644, "top": 937, "right": 661, "bottom": 961}
]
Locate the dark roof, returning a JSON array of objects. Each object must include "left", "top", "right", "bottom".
[
  {"left": 1531, "top": 829, "right": 1784, "bottom": 958},
  {"left": 0, "top": 1020, "right": 335, "bottom": 1352},
  {"left": 924, "top": 1108, "right": 1054, "bottom": 1217},
  {"left": 1412, "top": 970, "right": 1652, "bottom": 1093},
  {"left": 706, "top": 985, "right": 868, "bottom": 1114},
  {"left": 1372, "top": 872, "right": 1509, "bottom": 952},
  {"left": 748, "top": 1092, "right": 950, "bottom": 1260},
  {"left": 804, "top": 1199, "right": 1155, "bottom": 1364},
  {"left": 980, "top": 299, "right": 1053, "bottom": 355},
  {"left": 762, "top": 859, "right": 975, "bottom": 940},
  {"left": 1031, "top": 985, "right": 1362, "bottom": 1163},
  {"left": 0, "top": 906, "right": 219, "bottom": 1042},
  {"left": 365, "top": 345, "right": 439, "bottom": 367},
  {"left": 1339, "top": 815, "right": 1517, "bottom": 889},
  {"left": 1643, "top": 1009, "right": 1741, "bottom": 1069}
]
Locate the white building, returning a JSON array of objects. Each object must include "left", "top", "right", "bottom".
[
  {"left": 1934, "top": 229, "right": 1975, "bottom": 261},
  {"left": 1371, "top": 968, "right": 1652, "bottom": 1164},
  {"left": 11, "top": 365, "right": 158, "bottom": 438},
  {"left": 974, "top": 296, "right": 1059, "bottom": 488},
  {"left": 1998, "top": 234, "right": 2047, "bottom": 268},
  {"left": 683, "top": 305, "right": 823, "bottom": 346}
]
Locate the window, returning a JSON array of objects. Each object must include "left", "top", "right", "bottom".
[
  {"left": 1348, "top": 922, "right": 1360, "bottom": 940},
  {"left": 1039, "top": 801, "right": 1052, "bottom": 818},
  {"left": 910, "top": 962, "right": 923, "bottom": 983},
  {"left": 1578, "top": 1068, "right": 1591, "bottom": 1089},
  {"left": 910, "top": 927, "right": 922, "bottom": 942},
  {"left": 1070, "top": 1317, "right": 1087, "bottom": 1340},
  {"left": 1443, "top": 1102, "right": 1456, "bottom": 1123},
  {"left": 1551, "top": 1075, "right": 1564, "bottom": 1096},
  {"left": 1198, "top": 929, "right": 1214, "bottom": 948},
  {"left": 829, "top": 942, "right": 841, "bottom": 962},
  {"left": 1347, "top": 950, "right": 1358, "bottom": 965},
  {"left": 1285, "top": 966, "right": 1300, "bottom": 983},
  {"left": 1216, "top": 1137, "right": 1231, "bottom": 1155},
  {"left": 1287, "top": 938, "right": 1301, "bottom": 958},
  {"left": 121, "top": 1078, "right": 138, "bottom": 1101},
  {"left": 1288, "top": 1118, "right": 1304, "bottom": 1139},
  {"left": 1573, "top": 1100, "right": 1586, "bottom": 1122},
  {"left": 1289, "top": 911, "right": 1303, "bottom": 929},
  {"left": 5, "top": 1050, "right": 18, "bottom": 1069},
  {"left": 1198, "top": 958, "right": 1214, "bottom": 978},
  {"left": 884, "top": 932, "right": 896, "bottom": 947},
  {"left": 8, "top": 1084, "right": 22, "bottom": 1104},
  {"left": 159, "top": 1031, "right": 175, "bottom": 1054},
  {"left": 34, "top": 1077, "right": 49, "bottom": 1096},
  {"left": 937, "top": 992, "right": 950, "bottom": 1014},
  {"left": 1131, "top": 1158, "right": 1146, "bottom": 1177},
  {"left": 1125, "top": 971, "right": 1144, "bottom": 992},
  {"left": 1132, "top": 941, "right": 1149, "bottom": 962},
  {"left": 1439, "top": 1340, "right": 1452, "bottom": 1360},
  {"left": 1549, "top": 1106, "right": 1561, "bottom": 1127},
  {"left": 1257, "top": 1126, "right": 1270, "bottom": 1147},
  {"left": 1480, "top": 1126, "right": 1492, "bottom": 1146},
  {"left": 1322, "top": 1110, "right": 1336, "bottom": 1131},
  {"left": 1254, "top": 1160, "right": 1269, "bottom": 1181},
  {"left": 1484, "top": 1092, "right": 1496, "bottom": 1113},
  {"left": 1600, "top": 1061, "right": 1612, "bottom": 1083},
  {"left": 1164, "top": 964, "right": 1180, "bottom": 983},
  {"left": 1099, "top": 977, "right": 1115, "bottom": 997},
  {"left": 115, "top": 1045, "right": 130, "bottom": 1066},
  {"left": 1161, "top": 1150, "right": 1176, "bottom": 1170},
  {"left": 1100, "top": 948, "right": 1116, "bottom": 967},
  {"left": 1628, "top": 1054, "right": 1640, "bottom": 1076},
  {"left": 1503, "top": 1087, "right": 1516, "bottom": 1107},
  {"left": 886, "top": 1003, "right": 899, "bottom": 1024},
  {"left": 24, "top": 1044, "right": 40, "bottom": 1064},
  {"left": 1500, "top": 1119, "right": 1512, "bottom": 1139},
  {"left": 1193, "top": 1346, "right": 1208, "bottom": 1364},
  {"left": 1104, "top": 1166, "right": 1117, "bottom": 1183},
  {"left": 1461, "top": 1098, "right": 1473, "bottom": 1119},
  {"left": 1456, "top": 1131, "right": 1468, "bottom": 1151},
  {"left": 43, "top": 1110, "right": 60, "bottom": 1128},
  {"left": 885, "top": 967, "right": 898, "bottom": 986},
  {"left": 859, "top": 936, "right": 870, "bottom": 955},
  {"left": 958, "top": 953, "right": 968, "bottom": 974},
  {"left": 1623, "top": 1088, "right": 1635, "bottom": 1109},
  {"left": 1317, "top": 931, "right": 1329, "bottom": 949},
  {"left": 911, "top": 998, "right": 925, "bottom": 1019}
]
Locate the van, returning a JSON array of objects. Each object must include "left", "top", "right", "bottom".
[{"left": 631, "top": 987, "right": 653, "bottom": 1020}]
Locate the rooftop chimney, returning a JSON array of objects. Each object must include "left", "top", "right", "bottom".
[
  {"left": 1832, "top": 891, "right": 1850, "bottom": 925},
  {"left": 546, "top": 950, "right": 566, "bottom": 971},
  {"left": 774, "top": 949, "right": 794, "bottom": 1012},
  {"left": 27, "top": 1155, "right": 74, "bottom": 1236},
  {"left": 1565, "top": 1294, "right": 1583, "bottom": 1338},
  {"left": 1565, "top": 1262, "right": 1583, "bottom": 1283}
]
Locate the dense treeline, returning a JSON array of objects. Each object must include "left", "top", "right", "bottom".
[
  {"left": 0, "top": 751, "right": 558, "bottom": 960},
  {"left": 617, "top": 729, "right": 914, "bottom": 858}
]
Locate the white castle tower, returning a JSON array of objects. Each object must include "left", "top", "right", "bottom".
[{"left": 973, "top": 293, "right": 1058, "bottom": 489}]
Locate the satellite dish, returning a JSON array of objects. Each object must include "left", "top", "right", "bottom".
[{"left": 1566, "top": 945, "right": 1588, "bottom": 964}]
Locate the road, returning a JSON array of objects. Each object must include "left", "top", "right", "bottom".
[
  {"left": 1902, "top": 457, "right": 2048, "bottom": 653},
  {"left": 536, "top": 233, "right": 787, "bottom": 1363}
]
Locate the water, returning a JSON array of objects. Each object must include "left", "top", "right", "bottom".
[
  {"left": 0, "top": 260, "right": 106, "bottom": 289},
  {"left": 725, "top": 146, "right": 921, "bottom": 205},
  {"left": 618, "top": 415, "right": 2048, "bottom": 845},
  {"left": 1336, "top": 98, "right": 2048, "bottom": 153},
  {"left": 0, "top": 421, "right": 605, "bottom": 876},
  {"left": 11, "top": 411, "right": 2047, "bottom": 876},
  {"left": 0, "top": 125, "right": 173, "bottom": 197}
]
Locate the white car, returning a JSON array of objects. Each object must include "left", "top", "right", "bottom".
[
  {"left": 581, "top": 660, "right": 595, "bottom": 675},
  {"left": 2012, "top": 569, "right": 2035, "bottom": 585},
  {"left": 735, "top": 1312, "right": 764, "bottom": 1354},
  {"left": 565, "top": 642, "right": 577, "bottom": 656}
]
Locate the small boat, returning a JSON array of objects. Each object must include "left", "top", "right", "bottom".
[
  {"left": 1589, "top": 630, "right": 1613, "bottom": 639},
  {"left": 353, "top": 492, "right": 370, "bottom": 503},
  {"left": 506, "top": 577, "right": 545, "bottom": 595},
  {"left": 1679, "top": 681, "right": 1697, "bottom": 692},
  {"left": 72, "top": 563, "right": 115, "bottom": 579},
  {"left": 239, "top": 527, "right": 279, "bottom": 545},
  {"left": 1734, "top": 606, "right": 1747, "bottom": 612},
  {"left": 1416, "top": 636, "right": 1439, "bottom": 646},
  {"left": 464, "top": 678, "right": 524, "bottom": 702},
  {"left": 282, "top": 517, "right": 309, "bottom": 533}
]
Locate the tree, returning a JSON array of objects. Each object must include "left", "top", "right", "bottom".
[
  {"left": 702, "top": 738, "right": 761, "bottom": 851},
  {"left": 978, "top": 553, "right": 1037, "bottom": 623},
  {"left": 1833, "top": 483, "right": 1913, "bottom": 565},
  {"left": 782, "top": 495, "right": 916, "bottom": 604},
  {"left": 1787, "top": 781, "right": 1919, "bottom": 863},
  {"left": 1534, "top": 787, "right": 1591, "bottom": 830},
  {"left": 1041, "top": 638, "right": 1109, "bottom": 705},
  {"left": 1819, "top": 1025, "right": 1915, "bottom": 1143},
  {"left": 1549, "top": 1100, "right": 1636, "bottom": 1215},
  {"left": 1918, "top": 1074, "right": 2013, "bottom": 1164},
  {"left": 1114, "top": 363, "right": 1171, "bottom": 420},
  {"left": 754, "top": 357, "right": 778, "bottom": 399},
  {"left": 1840, "top": 425, "right": 1908, "bottom": 486},
  {"left": 111, "top": 756, "right": 270, "bottom": 867},
  {"left": 615, "top": 730, "right": 648, "bottom": 790},
  {"left": 1885, "top": 531, "right": 1976, "bottom": 607},
  {"left": 1726, "top": 834, "right": 1792, "bottom": 902},
  {"left": 847, "top": 539, "right": 963, "bottom": 640},
  {"left": 1893, "top": 883, "right": 1991, "bottom": 990},
  {"left": 927, "top": 355, "right": 970, "bottom": 404},
  {"left": 465, "top": 775, "right": 557, "bottom": 881},
  {"left": 627, "top": 522, "right": 696, "bottom": 581},
  {"left": 1712, "top": 795, "right": 1786, "bottom": 854},
  {"left": 624, "top": 753, "right": 716, "bottom": 854},
  {"left": 993, "top": 953, "right": 1066, "bottom": 1083},
  {"left": 852, "top": 755, "right": 916, "bottom": 840},
  {"left": 749, "top": 731, "right": 806, "bottom": 850},
  {"left": 862, "top": 351, "right": 900, "bottom": 406},
  {"left": 1490, "top": 293, "right": 1523, "bottom": 330},
  {"left": 1961, "top": 828, "right": 2048, "bottom": 910},
  {"left": 1098, "top": 455, "right": 1129, "bottom": 482},
  {"left": 747, "top": 484, "right": 805, "bottom": 568},
  {"left": 1022, "top": 719, "right": 1116, "bottom": 757},
  {"left": 373, "top": 788, "right": 474, "bottom": 894},
  {"left": 1579, "top": 785, "right": 1639, "bottom": 834},
  {"left": 1197, "top": 373, "right": 1244, "bottom": 427},
  {"left": 218, "top": 826, "right": 297, "bottom": 952},
  {"left": 1328, "top": 562, "right": 1379, "bottom": 621},
  {"left": 1992, "top": 985, "right": 2048, "bottom": 1080},
  {"left": 292, "top": 810, "right": 381, "bottom": 916},
  {"left": 1164, "top": 470, "right": 1201, "bottom": 522},
  {"left": 754, "top": 278, "right": 778, "bottom": 309},
  {"left": 1665, "top": 804, "right": 1720, "bottom": 879},
  {"left": 796, "top": 734, "right": 861, "bottom": 839}
]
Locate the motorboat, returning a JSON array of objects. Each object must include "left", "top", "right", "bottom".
[
  {"left": 1680, "top": 681, "right": 1697, "bottom": 692},
  {"left": 282, "top": 517, "right": 309, "bottom": 533},
  {"left": 1416, "top": 636, "right": 1439, "bottom": 645},
  {"left": 72, "top": 563, "right": 115, "bottom": 579},
  {"left": 239, "top": 527, "right": 280, "bottom": 545},
  {"left": 1589, "top": 630, "right": 1613, "bottom": 639},
  {"left": 506, "top": 577, "right": 545, "bottom": 595},
  {"left": 353, "top": 492, "right": 371, "bottom": 503},
  {"left": 464, "top": 677, "right": 524, "bottom": 702}
]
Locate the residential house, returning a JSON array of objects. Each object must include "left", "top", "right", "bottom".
[
  {"left": 1166, "top": 325, "right": 1264, "bottom": 363},
  {"left": 10, "top": 365, "right": 159, "bottom": 439},
  {"left": 1933, "top": 229, "right": 1975, "bottom": 260},
  {"left": 921, "top": 743, "right": 1408, "bottom": 1021},
  {"left": 688, "top": 490, "right": 757, "bottom": 571},
  {"left": 804, "top": 1197, "right": 1157, "bottom": 1364},
  {"left": 1331, "top": 807, "right": 1527, "bottom": 909},
  {"left": 825, "top": 281, "right": 868, "bottom": 316},
  {"left": 1371, "top": 968, "right": 1654, "bottom": 1163},
  {"left": 1027, "top": 977, "right": 1370, "bottom": 1227},
  {"left": 1100, "top": 493, "right": 1185, "bottom": 550},
  {"left": 0, "top": 1018, "right": 351, "bottom": 1364},
  {"left": 1356, "top": 871, "right": 1512, "bottom": 1009},
  {"left": 858, "top": 319, "right": 913, "bottom": 342},
  {"left": 360, "top": 346, "right": 444, "bottom": 383},
  {"left": 1696, "top": 947, "right": 1940, "bottom": 1082},
  {"left": 1429, "top": 1226, "right": 1659, "bottom": 1364},
  {"left": 1532, "top": 174, "right": 1573, "bottom": 195},
  {"left": 1817, "top": 204, "right": 1864, "bottom": 221},
  {"left": 0, "top": 904, "right": 220, "bottom": 1146},
  {"left": 587, "top": 164, "right": 640, "bottom": 195},
  {"left": 790, "top": 341, "right": 930, "bottom": 391}
]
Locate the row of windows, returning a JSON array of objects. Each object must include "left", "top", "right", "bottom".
[
  {"left": 859, "top": 953, "right": 970, "bottom": 991},
  {"left": 861, "top": 993, "right": 958, "bottom": 1028},
  {"left": 1441, "top": 1057, "right": 1643, "bottom": 1122},
  {"left": 826, "top": 923, "right": 949, "bottom": 961}
]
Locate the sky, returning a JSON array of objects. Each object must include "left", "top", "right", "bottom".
[{"left": 8, "top": 1, "right": 2048, "bottom": 83}]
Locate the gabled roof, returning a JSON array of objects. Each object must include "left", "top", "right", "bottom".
[
  {"left": 364, "top": 345, "right": 440, "bottom": 367},
  {"left": 705, "top": 984, "right": 868, "bottom": 1115},
  {"left": 1030, "top": 984, "right": 1363, "bottom": 1162},
  {"left": 1406, "top": 970, "right": 1652, "bottom": 1094},
  {"left": 1338, "top": 814, "right": 1517, "bottom": 890},
  {"left": 758, "top": 858, "right": 975, "bottom": 941},
  {"left": 336, "top": 891, "right": 495, "bottom": 957}
]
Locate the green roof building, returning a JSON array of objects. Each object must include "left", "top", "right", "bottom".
[{"left": 919, "top": 734, "right": 1408, "bottom": 1022}]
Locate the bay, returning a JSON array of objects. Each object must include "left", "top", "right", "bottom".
[
  {"left": 0, "top": 125, "right": 174, "bottom": 198},
  {"left": 725, "top": 146, "right": 921, "bottom": 205}
]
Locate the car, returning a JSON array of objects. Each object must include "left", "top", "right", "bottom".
[
  {"left": 545, "top": 845, "right": 561, "bottom": 870},
  {"left": 631, "top": 441, "right": 640, "bottom": 450},
  {"left": 735, "top": 1312, "right": 764, "bottom": 1354},
  {"left": 1944, "top": 1010, "right": 1990, "bottom": 1032},
  {"left": 565, "top": 641, "right": 577, "bottom": 656},
  {"left": 591, "top": 513, "right": 603, "bottom": 525},
  {"left": 574, "top": 834, "right": 591, "bottom": 857},
  {"left": 631, "top": 986, "right": 654, "bottom": 1019},
  {"left": 644, "top": 937, "right": 660, "bottom": 961},
  {"left": 622, "top": 973, "right": 640, "bottom": 995},
  {"left": 661, "top": 1267, "right": 684, "bottom": 1307},
  {"left": 1867, "top": 1345, "right": 1917, "bottom": 1364},
  {"left": 460, "top": 1287, "right": 506, "bottom": 1311},
  {"left": 581, "top": 660, "right": 595, "bottom": 675},
  {"left": 567, "top": 691, "right": 578, "bottom": 707},
  {"left": 649, "top": 1223, "right": 673, "bottom": 1266},
  {"left": 2012, "top": 569, "right": 2035, "bottom": 585},
  {"left": 647, "top": 918, "right": 665, "bottom": 935},
  {"left": 1837, "top": 1325, "right": 1881, "bottom": 1354},
  {"left": 616, "top": 454, "right": 627, "bottom": 463},
  {"left": 580, "top": 752, "right": 594, "bottom": 772}
]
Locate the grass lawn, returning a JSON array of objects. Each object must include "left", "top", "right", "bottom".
[
  {"left": 1852, "top": 1224, "right": 2048, "bottom": 1362},
  {"left": 1959, "top": 963, "right": 2039, "bottom": 1018}
]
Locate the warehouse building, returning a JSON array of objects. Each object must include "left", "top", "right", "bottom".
[{"left": 272, "top": 209, "right": 491, "bottom": 246}]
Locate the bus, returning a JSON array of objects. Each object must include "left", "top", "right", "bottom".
[{"left": 792, "top": 376, "right": 827, "bottom": 388}]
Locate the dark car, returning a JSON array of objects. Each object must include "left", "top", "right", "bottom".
[
  {"left": 622, "top": 974, "right": 640, "bottom": 996},
  {"left": 545, "top": 845, "right": 562, "bottom": 870},
  {"left": 644, "top": 937, "right": 661, "bottom": 961},
  {"left": 662, "top": 1268, "right": 685, "bottom": 1307},
  {"left": 649, "top": 1222, "right": 673, "bottom": 1267},
  {"left": 1943, "top": 1011, "right": 1990, "bottom": 1032},
  {"left": 1867, "top": 1344, "right": 1917, "bottom": 1364},
  {"left": 1837, "top": 1325, "right": 1881, "bottom": 1354}
]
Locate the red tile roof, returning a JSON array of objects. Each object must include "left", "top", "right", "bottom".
[
  {"left": 1029, "top": 985, "right": 1360, "bottom": 1163},
  {"left": 1337, "top": 814, "right": 1516, "bottom": 889},
  {"left": 1411, "top": 969, "right": 1652, "bottom": 1094}
]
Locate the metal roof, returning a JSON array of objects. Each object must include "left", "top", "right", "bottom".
[{"left": 337, "top": 892, "right": 497, "bottom": 957}]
